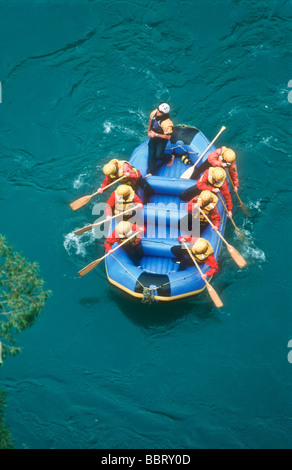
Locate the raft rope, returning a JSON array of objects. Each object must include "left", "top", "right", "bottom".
[{"left": 110, "top": 254, "right": 199, "bottom": 303}]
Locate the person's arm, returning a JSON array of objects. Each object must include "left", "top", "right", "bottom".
[
  {"left": 220, "top": 181, "right": 233, "bottom": 214},
  {"left": 210, "top": 207, "right": 221, "bottom": 230},
  {"left": 105, "top": 194, "right": 115, "bottom": 217},
  {"left": 123, "top": 163, "right": 140, "bottom": 183},
  {"left": 203, "top": 254, "right": 219, "bottom": 278},
  {"left": 104, "top": 231, "right": 118, "bottom": 252},
  {"left": 208, "top": 148, "right": 223, "bottom": 167},
  {"left": 229, "top": 161, "right": 239, "bottom": 190},
  {"left": 99, "top": 175, "right": 112, "bottom": 191},
  {"left": 196, "top": 171, "right": 215, "bottom": 193},
  {"left": 133, "top": 193, "right": 144, "bottom": 208}
]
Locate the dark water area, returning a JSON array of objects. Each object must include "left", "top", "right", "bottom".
[{"left": 0, "top": 0, "right": 292, "bottom": 449}]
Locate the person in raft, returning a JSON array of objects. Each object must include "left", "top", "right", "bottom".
[
  {"left": 105, "top": 184, "right": 143, "bottom": 220},
  {"left": 145, "top": 103, "right": 175, "bottom": 177},
  {"left": 104, "top": 221, "right": 145, "bottom": 265},
  {"left": 180, "top": 190, "right": 221, "bottom": 233},
  {"left": 97, "top": 159, "right": 154, "bottom": 197},
  {"left": 171, "top": 236, "right": 219, "bottom": 279},
  {"left": 191, "top": 147, "right": 239, "bottom": 190},
  {"left": 180, "top": 167, "right": 233, "bottom": 219}
]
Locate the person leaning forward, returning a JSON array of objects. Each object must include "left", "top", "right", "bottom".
[
  {"left": 146, "top": 103, "right": 174, "bottom": 177},
  {"left": 180, "top": 167, "right": 233, "bottom": 218},
  {"left": 97, "top": 159, "right": 154, "bottom": 197},
  {"left": 191, "top": 147, "right": 239, "bottom": 191},
  {"left": 105, "top": 184, "right": 143, "bottom": 219},
  {"left": 104, "top": 221, "right": 145, "bottom": 266},
  {"left": 171, "top": 236, "right": 219, "bottom": 280}
]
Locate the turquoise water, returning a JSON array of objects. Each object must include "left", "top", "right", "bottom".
[{"left": 1, "top": 0, "right": 292, "bottom": 449}]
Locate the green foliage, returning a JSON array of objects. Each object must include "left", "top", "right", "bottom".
[
  {"left": 0, "top": 389, "right": 14, "bottom": 449},
  {"left": 0, "top": 234, "right": 52, "bottom": 362}
]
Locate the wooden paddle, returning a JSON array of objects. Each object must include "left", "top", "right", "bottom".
[
  {"left": 180, "top": 126, "right": 226, "bottom": 179},
  {"left": 70, "top": 175, "right": 126, "bottom": 211},
  {"left": 182, "top": 241, "right": 223, "bottom": 308},
  {"left": 198, "top": 208, "right": 247, "bottom": 268},
  {"left": 217, "top": 193, "right": 246, "bottom": 241},
  {"left": 78, "top": 229, "right": 142, "bottom": 277},
  {"left": 226, "top": 169, "right": 251, "bottom": 217},
  {"left": 74, "top": 204, "right": 140, "bottom": 235}
]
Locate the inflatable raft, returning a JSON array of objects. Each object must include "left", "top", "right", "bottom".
[{"left": 105, "top": 126, "right": 227, "bottom": 303}]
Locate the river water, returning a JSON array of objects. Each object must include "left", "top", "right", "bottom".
[{"left": 0, "top": 0, "right": 292, "bottom": 449}]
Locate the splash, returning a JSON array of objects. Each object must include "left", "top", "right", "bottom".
[
  {"left": 63, "top": 231, "right": 94, "bottom": 258},
  {"left": 73, "top": 173, "right": 87, "bottom": 190}
]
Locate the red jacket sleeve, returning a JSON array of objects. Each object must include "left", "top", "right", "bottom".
[
  {"left": 196, "top": 170, "right": 215, "bottom": 192},
  {"left": 133, "top": 194, "right": 143, "bottom": 207},
  {"left": 100, "top": 175, "right": 112, "bottom": 190},
  {"left": 220, "top": 181, "right": 233, "bottom": 212},
  {"left": 132, "top": 224, "right": 146, "bottom": 244},
  {"left": 208, "top": 148, "right": 223, "bottom": 167},
  {"left": 205, "top": 254, "right": 219, "bottom": 277},
  {"left": 105, "top": 192, "right": 116, "bottom": 216},
  {"left": 210, "top": 206, "right": 221, "bottom": 229},
  {"left": 123, "top": 163, "right": 141, "bottom": 184},
  {"left": 104, "top": 230, "right": 119, "bottom": 252},
  {"left": 228, "top": 161, "right": 239, "bottom": 189},
  {"left": 187, "top": 196, "right": 198, "bottom": 214}
]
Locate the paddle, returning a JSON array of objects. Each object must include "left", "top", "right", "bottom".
[
  {"left": 182, "top": 241, "right": 223, "bottom": 308},
  {"left": 217, "top": 193, "right": 246, "bottom": 241},
  {"left": 198, "top": 208, "right": 247, "bottom": 268},
  {"left": 226, "top": 169, "right": 251, "bottom": 217},
  {"left": 180, "top": 126, "right": 226, "bottom": 179},
  {"left": 74, "top": 204, "right": 140, "bottom": 235},
  {"left": 70, "top": 175, "right": 126, "bottom": 211},
  {"left": 78, "top": 229, "right": 143, "bottom": 277}
]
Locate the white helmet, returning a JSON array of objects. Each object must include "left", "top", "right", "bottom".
[{"left": 158, "top": 103, "right": 170, "bottom": 114}]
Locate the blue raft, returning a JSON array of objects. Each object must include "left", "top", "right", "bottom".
[{"left": 105, "top": 126, "right": 227, "bottom": 303}]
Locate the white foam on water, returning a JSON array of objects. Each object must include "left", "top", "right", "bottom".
[
  {"left": 103, "top": 121, "right": 112, "bottom": 133},
  {"left": 63, "top": 231, "right": 95, "bottom": 258},
  {"left": 247, "top": 199, "right": 262, "bottom": 212},
  {"left": 73, "top": 173, "right": 87, "bottom": 190}
]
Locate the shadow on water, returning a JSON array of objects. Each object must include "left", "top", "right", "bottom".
[{"left": 109, "top": 285, "right": 222, "bottom": 329}]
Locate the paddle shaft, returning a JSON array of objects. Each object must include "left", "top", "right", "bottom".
[
  {"left": 198, "top": 207, "right": 226, "bottom": 245},
  {"left": 189, "top": 126, "right": 226, "bottom": 172},
  {"left": 217, "top": 193, "right": 240, "bottom": 232},
  {"left": 75, "top": 204, "right": 140, "bottom": 235},
  {"left": 78, "top": 229, "right": 142, "bottom": 276},
  {"left": 182, "top": 241, "right": 223, "bottom": 308},
  {"left": 97, "top": 174, "right": 126, "bottom": 194}
]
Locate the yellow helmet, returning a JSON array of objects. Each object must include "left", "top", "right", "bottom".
[
  {"left": 116, "top": 221, "right": 132, "bottom": 236},
  {"left": 116, "top": 184, "right": 131, "bottom": 197},
  {"left": 212, "top": 167, "right": 226, "bottom": 182},
  {"left": 103, "top": 162, "right": 116, "bottom": 176},
  {"left": 192, "top": 238, "right": 208, "bottom": 254},
  {"left": 200, "top": 190, "right": 213, "bottom": 203},
  {"left": 222, "top": 148, "right": 236, "bottom": 163}
]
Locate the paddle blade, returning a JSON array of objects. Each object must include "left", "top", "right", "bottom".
[
  {"left": 78, "top": 258, "right": 102, "bottom": 277},
  {"left": 206, "top": 283, "right": 223, "bottom": 308},
  {"left": 180, "top": 166, "right": 194, "bottom": 179},
  {"left": 70, "top": 195, "right": 92, "bottom": 211},
  {"left": 74, "top": 225, "right": 92, "bottom": 235},
  {"left": 226, "top": 244, "right": 247, "bottom": 268},
  {"left": 239, "top": 203, "right": 251, "bottom": 218},
  {"left": 234, "top": 227, "right": 247, "bottom": 242}
]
